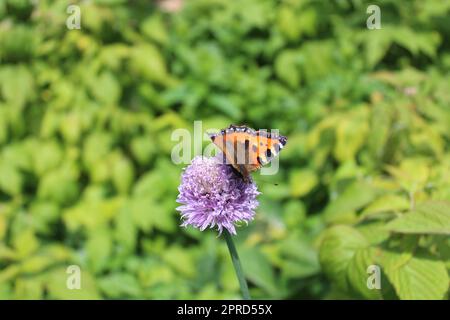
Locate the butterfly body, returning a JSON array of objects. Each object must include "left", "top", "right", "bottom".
[{"left": 210, "top": 125, "right": 287, "bottom": 182}]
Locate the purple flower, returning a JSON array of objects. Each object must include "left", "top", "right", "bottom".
[{"left": 176, "top": 156, "right": 260, "bottom": 235}]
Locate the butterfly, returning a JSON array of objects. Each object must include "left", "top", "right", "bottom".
[{"left": 210, "top": 125, "right": 287, "bottom": 182}]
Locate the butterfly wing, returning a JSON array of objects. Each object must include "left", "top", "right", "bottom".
[
  {"left": 247, "top": 132, "right": 287, "bottom": 169},
  {"left": 210, "top": 125, "right": 287, "bottom": 179},
  {"left": 210, "top": 127, "right": 251, "bottom": 177}
]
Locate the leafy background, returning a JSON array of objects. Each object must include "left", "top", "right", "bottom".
[{"left": 0, "top": 0, "right": 449, "bottom": 300}]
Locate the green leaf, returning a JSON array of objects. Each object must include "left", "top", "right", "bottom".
[
  {"left": 208, "top": 95, "right": 242, "bottom": 120},
  {"left": 112, "top": 155, "right": 135, "bottom": 194},
  {"left": 360, "top": 194, "right": 410, "bottom": 219},
  {"left": 0, "top": 25, "right": 37, "bottom": 62},
  {"left": 38, "top": 164, "right": 79, "bottom": 205},
  {"left": 162, "top": 247, "right": 196, "bottom": 278},
  {"left": 300, "top": 41, "right": 335, "bottom": 82},
  {"left": 334, "top": 108, "right": 369, "bottom": 162},
  {"left": 386, "top": 201, "right": 450, "bottom": 235},
  {"left": 89, "top": 72, "right": 121, "bottom": 105},
  {"left": 141, "top": 15, "right": 168, "bottom": 45},
  {"left": 0, "top": 214, "right": 6, "bottom": 241},
  {"left": 129, "top": 44, "right": 175, "bottom": 86},
  {"left": 13, "top": 229, "right": 39, "bottom": 259},
  {"left": 275, "top": 50, "right": 301, "bottom": 88},
  {"left": 289, "top": 168, "right": 318, "bottom": 197},
  {"left": 29, "top": 202, "right": 60, "bottom": 234},
  {"left": 319, "top": 225, "right": 368, "bottom": 292},
  {"left": 386, "top": 158, "right": 430, "bottom": 194},
  {"left": 282, "top": 200, "right": 306, "bottom": 228},
  {"left": 86, "top": 228, "right": 112, "bottom": 273},
  {"left": 114, "top": 208, "right": 136, "bottom": 252},
  {"left": 14, "top": 278, "right": 43, "bottom": 299},
  {"left": 240, "top": 246, "right": 279, "bottom": 297},
  {"left": 63, "top": 198, "right": 123, "bottom": 232},
  {"left": 276, "top": 6, "right": 317, "bottom": 41},
  {"left": 20, "top": 255, "right": 53, "bottom": 274},
  {"left": 131, "top": 135, "right": 156, "bottom": 165},
  {"left": 364, "top": 29, "right": 392, "bottom": 68},
  {"left": 0, "top": 65, "right": 34, "bottom": 108},
  {"left": 382, "top": 251, "right": 449, "bottom": 300},
  {"left": 279, "top": 238, "right": 320, "bottom": 279},
  {"left": 0, "top": 265, "right": 20, "bottom": 283},
  {"left": 82, "top": 133, "right": 113, "bottom": 168},
  {"left": 346, "top": 247, "right": 383, "bottom": 299},
  {"left": 128, "top": 197, "right": 153, "bottom": 231},
  {"left": 357, "top": 221, "right": 390, "bottom": 246},
  {"left": 0, "top": 110, "right": 7, "bottom": 144},
  {"left": 32, "top": 140, "right": 63, "bottom": 176},
  {"left": 0, "top": 161, "right": 22, "bottom": 195},
  {"left": 392, "top": 27, "right": 441, "bottom": 58},
  {"left": 45, "top": 267, "right": 100, "bottom": 300},
  {"left": 98, "top": 273, "right": 142, "bottom": 298},
  {"left": 324, "top": 181, "right": 378, "bottom": 224}
]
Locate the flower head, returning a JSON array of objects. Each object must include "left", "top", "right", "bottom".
[{"left": 176, "top": 156, "right": 260, "bottom": 235}]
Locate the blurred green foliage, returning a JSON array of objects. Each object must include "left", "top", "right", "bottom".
[{"left": 1, "top": 0, "right": 450, "bottom": 300}]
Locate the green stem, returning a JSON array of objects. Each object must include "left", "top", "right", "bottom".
[{"left": 224, "top": 230, "right": 251, "bottom": 300}]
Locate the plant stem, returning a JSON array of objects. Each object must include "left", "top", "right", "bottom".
[{"left": 224, "top": 230, "right": 251, "bottom": 300}]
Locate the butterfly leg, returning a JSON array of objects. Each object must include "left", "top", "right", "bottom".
[{"left": 237, "top": 164, "right": 251, "bottom": 183}]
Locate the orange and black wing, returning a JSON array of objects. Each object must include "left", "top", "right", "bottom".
[{"left": 210, "top": 125, "right": 287, "bottom": 178}]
